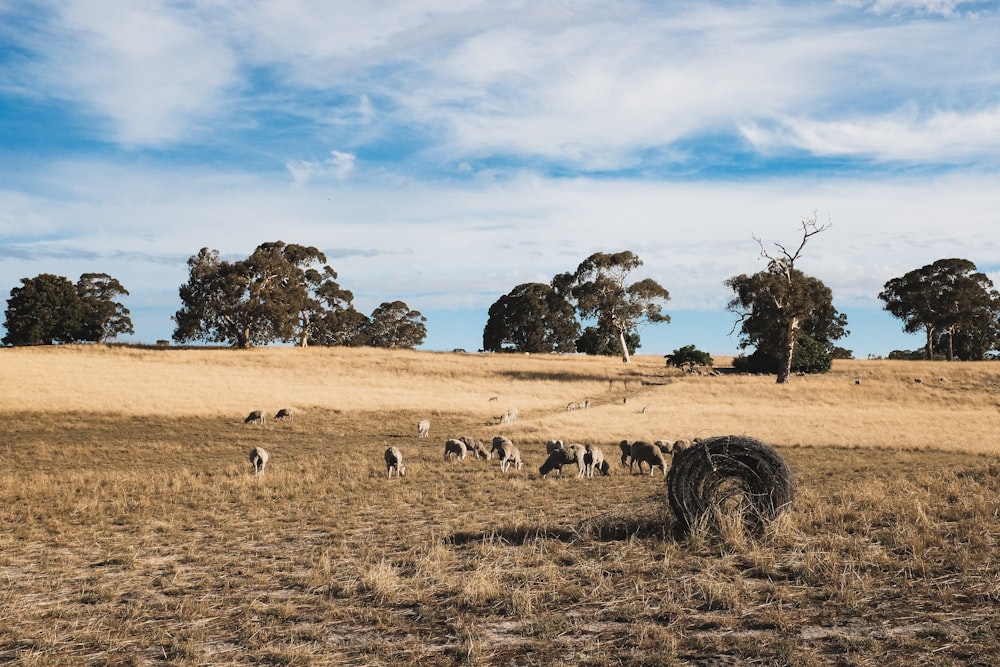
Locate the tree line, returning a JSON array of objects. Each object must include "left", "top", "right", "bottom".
[{"left": 5, "top": 227, "right": 1000, "bottom": 383}]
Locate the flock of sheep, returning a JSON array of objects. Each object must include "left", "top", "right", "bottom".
[
  {"left": 242, "top": 409, "right": 693, "bottom": 481},
  {"left": 385, "top": 418, "right": 695, "bottom": 481}
]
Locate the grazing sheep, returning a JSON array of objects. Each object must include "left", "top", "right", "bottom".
[
  {"left": 539, "top": 443, "right": 587, "bottom": 478},
  {"left": 491, "top": 436, "right": 523, "bottom": 472},
  {"left": 444, "top": 438, "right": 468, "bottom": 461},
  {"left": 460, "top": 437, "right": 491, "bottom": 460},
  {"left": 417, "top": 419, "right": 431, "bottom": 438},
  {"left": 671, "top": 439, "right": 690, "bottom": 454},
  {"left": 630, "top": 440, "right": 669, "bottom": 476},
  {"left": 244, "top": 410, "right": 265, "bottom": 425},
  {"left": 546, "top": 439, "right": 565, "bottom": 455},
  {"left": 619, "top": 439, "right": 632, "bottom": 468},
  {"left": 498, "top": 407, "right": 518, "bottom": 424},
  {"left": 249, "top": 446, "right": 269, "bottom": 475},
  {"left": 274, "top": 408, "right": 293, "bottom": 421},
  {"left": 641, "top": 405, "right": 649, "bottom": 414},
  {"left": 566, "top": 402, "right": 576, "bottom": 411},
  {"left": 384, "top": 446, "right": 406, "bottom": 478},
  {"left": 583, "top": 444, "right": 610, "bottom": 478}
]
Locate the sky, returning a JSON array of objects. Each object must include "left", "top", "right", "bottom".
[{"left": 2, "top": 0, "right": 1000, "bottom": 358}]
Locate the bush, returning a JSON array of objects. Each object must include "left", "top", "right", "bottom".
[{"left": 665, "top": 344, "right": 713, "bottom": 369}]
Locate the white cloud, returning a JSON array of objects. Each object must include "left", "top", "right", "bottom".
[
  {"left": 739, "top": 105, "right": 1000, "bottom": 162},
  {"left": 286, "top": 151, "right": 357, "bottom": 185}
]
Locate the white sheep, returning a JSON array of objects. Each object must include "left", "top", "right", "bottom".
[
  {"left": 274, "top": 408, "right": 293, "bottom": 421},
  {"left": 491, "top": 436, "right": 522, "bottom": 472},
  {"left": 539, "top": 443, "right": 586, "bottom": 478},
  {"left": 460, "top": 437, "right": 491, "bottom": 460},
  {"left": 444, "top": 438, "right": 468, "bottom": 461},
  {"left": 244, "top": 410, "right": 265, "bottom": 425},
  {"left": 249, "top": 446, "right": 269, "bottom": 475},
  {"left": 417, "top": 419, "right": 431, "bottom": 438},
  {"left": 384, "top": 446, "right": 406, "bottom": 478},
  {"left": 629, "top": 440, "right": 668, "bottom": 476},
  {"left": 582, "top": 444, "right": 609, "bottom": 478}
]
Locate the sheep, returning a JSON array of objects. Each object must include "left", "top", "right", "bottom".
[
  {"left": 274, "top": 408, "right": 293, "bottom": 421},
  {"left": 671, "top": 439, "right": 690, "bottom": 454},
  {"left": 539, "top": 449, "right": 573, "bottom": 477},
  {"left": 566, "top": 402, "right": 577, "bottom": 411},
  {"left": 582, "top": 444, "right": 610, "bottom": 478},
  {"left": 417, "top": 419, "right": 431, "bottom": 438},
  {"left": 460, "top": 437, "right": 491, "bottom": 460},
  {"left": 545, "top": 439, "right": 565, "bottom": 455},
  {"left": 384, "top": 446, "right": 406, "bottom": 478},
  {"left": 444, "top": 438, "right": 467, "bottom": 461},
  {"left": 629, "top": 440, "right": 669, "bottom": 476},
  {"left": 244, "top": 410, "right": 265, "bottom": 425},
  {"left": 619, "top": 439, "right": 632, "bottom": 468},
  {"left": 249, "top": 446, "right": 269, "bottom": 475},
  {"left": 491, "top": 436, "right": 522, "bottom": 472},
  {"left": 654, "top": 440, "right": 672, "bottom": 455}
]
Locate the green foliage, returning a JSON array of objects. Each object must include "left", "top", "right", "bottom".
[
  {"left": 366, "top": 301, "right": 427, "bottom": 349},
  {"left": 733, "top": 335, "right": 834, "bottom": 374},
  {"left": 3, "top": 273, "right": 133, "bottom": 346},
  {"left": 576, "top": 326, "right": 639, "bottom": 356},
  {"left": 172, "top": 242, "right": 356, "bottom": 348},
  {"left": 665, "top": 344, "right": 714, "bottom": 368},
  {"left": 483, "top": 283, "right": 580, "bottom": 353},
  {"left": 879, "top": 258, "right": 1000, "bottom": 361}
]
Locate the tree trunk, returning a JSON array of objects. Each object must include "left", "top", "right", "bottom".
[
  {"left": 617, "top": 328, "right": 631, "bottom": 364},
  {"left": 776, "top": 317, "right": 799, "bottom": 384},
  {"left": 924, "top": 324, "right": 935, "bottom": 360},
  {"left": 946, "top": 328, "right": 954, "bottom": 361}
]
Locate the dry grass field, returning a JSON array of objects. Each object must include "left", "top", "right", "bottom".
[{"left": 1, "top": 345, "right": 999, "bottom": 666}]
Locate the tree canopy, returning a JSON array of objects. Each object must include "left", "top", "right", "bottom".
[
  {"left": 172, "top": 242, "right": 355, "bottom": 348},
  {"left": 726, "top": 218, "right": 847, "bottom": 383},
  {"left": 482, "top": 282, "right": 580, "bottom": 353},
  {"left": 878, "top": 258, "right": 1000, "bottom": 361},
  {"left": 366, "top": 301, "right": 428, "bottom": 349},
  {"left": 3, "top": 272, "right": 133, "bottom": 346}
]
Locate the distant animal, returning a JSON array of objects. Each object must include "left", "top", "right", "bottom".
[
  {"left": 249, "top": 446, "right": 269, "bottom": 475},
  {"left": 444, "top": 438, "right": 467, "bottom": 461},
  {"left": 582, "top": 444, "right": 610, "bottom": 478},
  {"left": 417, "top": 419, "right": 431, "bottom": 438},
  {"left": 655, "top": 440, "right": 672, "bottom": 454},
  {"left": 274, "top": 408, "right": 293, "bottom": 421},
  {"left": 244, "top": 410, "right": 265, "bottom": 425},
  {"left": 629, "top": 440, "right": 668, "bottom": 476},
  {"left": 384, "top": 446, "right": 406, "bottom": 478},
  {"left": 460, "top": 437, "right": 491, "bottom": 460},
  {"left": 491, "top": 436, "right": 522, "bottom": 472},
  {"left": 671, "top": 439, "right": 690, "bottom": 454}
]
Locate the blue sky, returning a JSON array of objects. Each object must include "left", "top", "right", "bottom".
[{"left": 2, "top": 0, "right": 1000, "bottom": 357}]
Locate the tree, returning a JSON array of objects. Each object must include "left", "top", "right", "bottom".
[
  {"left": 172, "top": 242, "right": 354, "bottom": 348},
  {"left": 562, "top": 251, "right": 670, "bottom": 363},
  {"left": 76, "top": 273, "right": 134, "bottom": 343},
  {"left": 3, "top": 273, "right": 88, "bottom": 345},
  {"left": 482, "top": 282, "right": 580, "bottom": 353},
  {"left": 878, "top": 258, "right": 1000, "bottom": 361},
  {"left": 726, "top": 216, "right": 847, "bottom": 383},
  {"left": 366, "top": 301, "right": 427, "bottom": 349},
  {"left": 665, "top": 344, "right": 714, "bottom": 369}
]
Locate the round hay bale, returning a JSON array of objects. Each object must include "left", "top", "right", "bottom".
[{"left": 667, "top": 435, "right": 794, "bottom": 536}]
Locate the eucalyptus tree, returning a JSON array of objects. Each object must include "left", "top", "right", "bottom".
[
  {"left": 879, "top": 258, "right": 1000, "bottom": 360},
  {"left": 726, "top": 216, "right": 847, "bottom": 383},
  {"left": 366, "top": 300, "right": 427, "bottom": 349},
  {"left": 559, "top": 251, "right": 670, "bottom": 363},
  {"left": 76, "top": 273, "right": 134, "bottom": 343},
  {"left": 172, "top": 241, "right": 353, "bottom": 348}
]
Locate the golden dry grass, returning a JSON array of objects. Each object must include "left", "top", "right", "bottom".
[{"left": 1, "top": 345, "right": 999, "bottom": 665}]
